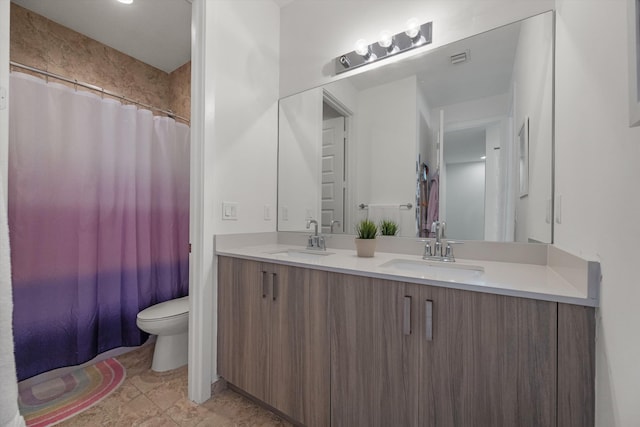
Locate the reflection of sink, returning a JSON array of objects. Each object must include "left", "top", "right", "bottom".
[
  {"left": 379, "top": 259, "right": 484, "bottom": 281},
  {"left": 268, "top": 249, "right": 335, "bottom": 261}
]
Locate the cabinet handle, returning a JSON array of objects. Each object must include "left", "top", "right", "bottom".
[
  {"left": 261, "top": 271, "right": 268, "bottom": 298},
  {"left": 403, "top": 296, "right": 412, "bottom": 335},
  {"left": 272, "top": 273, "right": 278, "bottom": 301},
  {"left": 425, "top": 300, "right": 433, "bottom": 341}
]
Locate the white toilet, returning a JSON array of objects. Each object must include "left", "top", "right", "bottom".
[{"left": 136, "top": 296, "right": 189, "bottom": 372}]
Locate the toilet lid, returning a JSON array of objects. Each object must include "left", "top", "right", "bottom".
[{"left": 137, "top": 296, "right": 189, "bottom": 321}]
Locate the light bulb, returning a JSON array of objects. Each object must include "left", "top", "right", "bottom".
[
  {"left": 405, "top": 18, "right": 421, "bottom": 39},
  {"left": 378, "top": 31, "right": 393, "bottom": 49},
  {"left": 354, "top": 39, "right": 370, "bottom": 57}
]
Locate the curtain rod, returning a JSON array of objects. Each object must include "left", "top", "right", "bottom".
[{"left": 10, "top": 61, "right": 190, "bottom": 124}]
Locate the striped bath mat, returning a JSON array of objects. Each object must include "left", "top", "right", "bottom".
[{"left": 18, "top": 358, "right": 126, "bottom": 426}]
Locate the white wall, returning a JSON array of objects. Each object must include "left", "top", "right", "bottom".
[
  {"left": 484, "top": 122, "right": 501, "bottom": 240},
  {"left": 0, "top": 0, "right": 7, "bottom": 195},
  {"left": 280, "top": 0, "right": 554, "bottom": 97},
  {"left": 355, "top": 76, "right": 417, "bottom": 236},
  {"left": 554, "top": 1, "right": 640, "bottom": 426},
  {"left": 278, "top": 88, "right": 322, "bottom": 231},
  {"left": 511, "top": 11, "right": 554, "bottom": 243},
  {"left": 446, "top": 161, "right": 485, "bottom": 240},
  {"left": 417, "top": 88, "right": 435, "bottom": 169},
  {"left": 190, "top": 0, "right": 279, "bottom": 403},
  {"left": 441, "top": 93, "right": 510, "bottom": 127}
]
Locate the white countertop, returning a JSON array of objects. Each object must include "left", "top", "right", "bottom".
[{"left": 216, "top": 243, "right": 597, "bottom": 307}]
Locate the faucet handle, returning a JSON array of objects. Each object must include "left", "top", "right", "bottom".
[
  {"left": 444, "top": 240, "right": 463, "bottom": 259},
  {"left": 422, "top": 240, "right": 432, "bottom": 258}
]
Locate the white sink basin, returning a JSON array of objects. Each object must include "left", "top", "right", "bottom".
[
  {"left": 268, "top": 249, "right": 335, "bottom": 261},
  {"left": 379, "top": 258, "right": 484, "bottom": 281}
]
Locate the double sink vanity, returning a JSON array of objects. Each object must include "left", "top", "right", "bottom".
[
  {"left": 215, "top": 233, "right": 599, "bottom": 427},
  {"left": 216, "top": 8, "right": 595, "bottom": 427}
]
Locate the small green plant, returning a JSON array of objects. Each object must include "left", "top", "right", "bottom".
[
  {"left": 380, "top": 219, "right": 399, "bottom": 236},
  {"left": 355, "top": 219, "right": 378, "bottom": 239}
]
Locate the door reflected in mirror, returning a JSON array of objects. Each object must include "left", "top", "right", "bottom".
[{"left": 278, "top": 11, "right": 554, "bottom": 243}]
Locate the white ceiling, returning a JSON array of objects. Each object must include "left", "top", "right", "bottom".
[
  {"left": 348, "top": 20, "right": 521, "bottom": 109},
  {"left": 12, "top": 0, "right": 193, "bottom": 73}
]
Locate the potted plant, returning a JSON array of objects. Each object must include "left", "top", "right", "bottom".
[
  {"left": 354, "top": 219, "right": 378, "bottom": 257},
  {"left": 379, "top": 219, "right": 399, "bottom": 236}
]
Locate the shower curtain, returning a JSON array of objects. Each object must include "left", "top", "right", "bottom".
[{"left": 8, "top": 72, "right": 190, "bottom": 381}]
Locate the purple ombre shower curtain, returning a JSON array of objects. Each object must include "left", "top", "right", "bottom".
[{"left": 8, "top": 72, "right": 190, "bottom": 380}]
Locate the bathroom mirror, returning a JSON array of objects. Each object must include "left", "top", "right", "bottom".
[{"left": 278, "top": 11, "right": 554, "bottom": 243}]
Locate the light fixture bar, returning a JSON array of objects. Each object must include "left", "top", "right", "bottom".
[{"left": 336, "top": 22, "right": 432, "bottom": 75}]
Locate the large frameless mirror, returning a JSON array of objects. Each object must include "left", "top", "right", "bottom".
[{"left": 278, "top": 11, "right": 554, "bottom": 243}]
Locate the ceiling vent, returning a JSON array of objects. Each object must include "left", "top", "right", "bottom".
[{"left": 450, "top": 50, "right": 469, "bottom": 65}]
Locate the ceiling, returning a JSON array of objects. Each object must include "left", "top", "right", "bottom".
[
  {"left": 348, "top": 20, "right": 521, "bottom": 109},
  {"left": 11, "top": 0, "right": 193, "bottom": 73},
  {"left": 12, "top": 0, "right": 296, "bottom": 73}
]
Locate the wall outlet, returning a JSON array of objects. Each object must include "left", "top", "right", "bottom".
[
  {"left": 264, "top": 205, "right": 271, "bottom": 221},
  {"left": 282, "top": 206, "right": 288, "bottom": 221},
  {"left": 305, "top": 208, "right": 313, "bottom": 219},
  {"left": 222, "top": 201, "right": 238, "bottom": 220}
]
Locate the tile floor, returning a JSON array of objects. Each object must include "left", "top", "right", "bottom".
[{"left": 55, "top": 342, "right": 292, "bottom": 427}]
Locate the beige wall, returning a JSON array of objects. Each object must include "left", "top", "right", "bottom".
[
  {"left": 169, "top": 61, "right": 191, "bottom": 121},
  {"left": 10, "top": 3, "right": 190, "bottom": 121}
]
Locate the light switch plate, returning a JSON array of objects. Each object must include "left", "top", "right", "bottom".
[
  {"left": 222, "top": 201, "right": 238, "bottom": 220},
  {"left": 263, "top": 205, "right": 271, "bottom": 221}
]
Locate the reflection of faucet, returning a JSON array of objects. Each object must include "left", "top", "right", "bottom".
[
  {"left": 431, "top": 221, "right": 445, "bottom": 257},
  {"left": 306, "top": 219, "right": 326, "bottom": 251},
  {"left": 330, "top": 220, "right": 341, "bottom": 234}
]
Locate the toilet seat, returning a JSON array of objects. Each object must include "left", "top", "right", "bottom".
[{"left": 137, "top": 296, "right": 189, "bottom": 321}]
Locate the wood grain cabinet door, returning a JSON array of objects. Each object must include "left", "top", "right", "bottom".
[
  {"left": 329, "top": 273, "right": 414, "bottom": 427},
  {"left": 218, "top": 258, "right": 330, "bottom": 427},
  {"left": 270, "top": 264, "right": 329, "bottom": 427},
  {"left": 217, "top": 256, "right": 271, "bottom": 403},
  {"left": 418, "top": 285, "right": 558, "bottom": 427}
]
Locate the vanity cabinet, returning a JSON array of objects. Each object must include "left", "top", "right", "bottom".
[
  {"left": 329, "top": 272, "right": 558, "bottom": 427},
  {"left": 217, "top": 257, "right": 329, "bottom": 427},
  {"left": 218, "top": 256, "right": 594, "bottom": 427}
]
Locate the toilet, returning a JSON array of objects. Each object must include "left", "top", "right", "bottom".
[{"left": 136, "top": 296, "right": 189, "bottom": 372}]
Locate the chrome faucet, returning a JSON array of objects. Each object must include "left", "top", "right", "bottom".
[
  {"left": 422, "top": 221, "right": 462, "bottom": 262},
  {"left": 306, "top": 219, "right": 326, "bottom": 251}
]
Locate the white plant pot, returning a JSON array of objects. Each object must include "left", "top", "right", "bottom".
[{"left": 355, "top": 238, "right": 377, "bottom": 257}]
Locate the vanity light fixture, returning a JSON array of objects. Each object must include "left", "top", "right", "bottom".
[
  {"left": 354, "top": 39, "right": 375, "bottom": 61},
  {"left": 378, "top": 31, "right": 395, "bottom": 51},
  {"left": 117, "top": 0, "right": 134, "bottom": 4},
  {"left": 336, "top": 20, "right": 432, "bottom": 74},
  {"left": 405, "top": 18, "right": 423, "bottom": 43}
]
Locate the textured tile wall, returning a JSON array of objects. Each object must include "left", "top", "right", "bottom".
[{"left": 10, "top": 4, "right": 190, "bottom": 122}]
